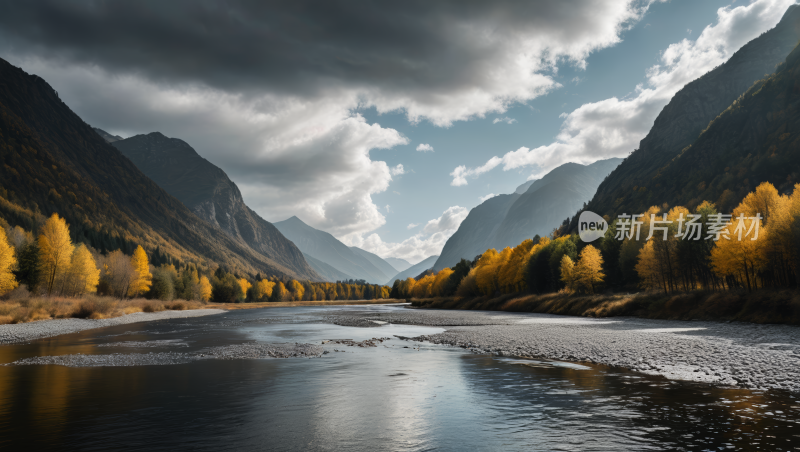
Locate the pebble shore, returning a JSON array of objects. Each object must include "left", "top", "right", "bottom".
[
  {"left": 325, "top": 308, "right": 800, "bottom": 393},
  {"left": 0, "top": 309, "right": 226, "bottom": 345},
  {"left": 8, "top": 342, "right": 324, "bottom": 367}
]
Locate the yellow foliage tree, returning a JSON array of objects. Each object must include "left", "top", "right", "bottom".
[
  {"left": 474, "top": 248, "right": 507, "bottom": 296},
  {"left": 288, "top": 280, "right": 305, "bottom": 301},
  {"left": 559, "top": 255, "right": 575, "bottom": 291},
  {"left": 575, "top": 245, "right": 604, "bottom": 293},
  {"left": 237, "top": 278, "right": 253, "bottom": 299},
  {"left": 635, "top": 240, "right": 664, "bottom": 292},
  {"left": 431, "top": 268, "right": 454, "bottom": 296},
  {"left": 412, "top": 274, "right": 436, "bottom": 298},
  {"left": 38, "top": 213, "right": 74, "bottom": 296},
  {"left": 66, "top": 244, "right": 100, "bottom": 296},
  {"left": 710, "top": 216, "right": 767, "bottom": 291},
  {"left": 129, "top": 245, "right": 152, "bottom": 297},
  {"left": 499, "top": 239, "right": 534, "bottom": 293},
  {"left": 0, "top": 229, "right": 18, "bottom": 296},
  {"left": 199, "top": 276, "right": 212, "bottom": 301}
]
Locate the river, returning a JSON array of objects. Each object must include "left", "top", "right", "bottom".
[{"left": 1, "top": 305, "right": 798, "bottom": 451}]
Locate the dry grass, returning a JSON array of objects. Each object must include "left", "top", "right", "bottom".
[
  {"left": 411, "top": 289, "right": 800, "bottom": 325},
  {"left": 0, "top": 295, "right": 208, "bottom": 324}
]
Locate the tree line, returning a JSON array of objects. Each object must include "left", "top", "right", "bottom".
[
  {"left": 392, "top": 182, "right": 800, "bottom": 299},
  {"left": 1, "top": 212, "right": 392, "bottom": 303}
]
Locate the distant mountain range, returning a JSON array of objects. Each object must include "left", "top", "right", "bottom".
[
  {"left": 385, "top": 257, "right": 412, "bottom": 272},
  {"left": 434, "top": 158, "right": 621, "bottom": 270},
  {"left": 107, "top": 132, "right": 319, "bottom": 280},
  {"left": 273, "top": 216, "right": 397, "bottom": 284},
  {"left": 386, "top": 255, "right": 439, "bottom": 285},
  {"left": 585, "top": 4, "right": 800, "bottom": 220},
  {"left": 0, "top": 57, "right": 314, "bottom": 280}
]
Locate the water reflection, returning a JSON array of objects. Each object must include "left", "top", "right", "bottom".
[{"left": 0, "top": 306, "right": 798, "bottom": 451}]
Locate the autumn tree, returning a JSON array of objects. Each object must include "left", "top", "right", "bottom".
[
  {"left": 66, "top": 244, "right": 100, "bottom": 296},
  {"left": 0, "top": 229, "right": 18, "bottom": 296},
  {"left": 287, "top": 280, "right": 304, "bottom": 301},
  {"left": 237, "top": 278, "right": 252, "bottom": 300},
  {"left": 710, "top": 214, "right": 767, "bottom": 291},
  {"left": 574, "top": 245, "right": 605, "bottom": 293},
  {"left": 250, "top": 279, "right": 275, "bottom": 302},
  {"left": 270, "top": 281, "right": 289, "bottom": 302},
  {"left": 559, "top": 255, "right": 575, "bottom": 291},
  {"left": 103, "top": 250, "right": 136, "bottom": 298},
  {"left": 38, "top": 213, "right": 74, "bottom": 295},
  {"left": 129, "top": 245, "right": 152, "bottom": 297},
  {"left": 431, "top": 268, "right": 454, "bottom": 296},
  {"left": 199, "top": 276, "right": 212, "bottom": 301}
]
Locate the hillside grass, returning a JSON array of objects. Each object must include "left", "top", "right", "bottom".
[
  {"left": 0, "top": 295, "right": 207, "bottom": 324},
  {"left": 411, "top": 290, "right": 800, "bottom": 325}
]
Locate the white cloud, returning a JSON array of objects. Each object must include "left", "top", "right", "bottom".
[
  {"left": 390, "top": 164, "right": 405, "bottom": 175},
  {"left": 416, "top": 143, "right": 434, "bottom": 152},
  {"left": 407, "top": 223, "right": 419, "bottom": 229},
  {"left": 385, "top": 204, "right": 392, "bottom": 213},
  {"left": 450, "top": 157, "right": 502, "bottom": 186},
  {"left": 479, "top": 193, "right": 497, "bottom": 202},
  {"left": 346, "top": 206, "right": 469, "bottom": 263},
  {"left": 492, "top": 117, "right": 517, "bottom": 125},
  {"left": 2, "top": 0, "right": 666, "bottom": 240},
  {"left": 450, "top": 0, "right": 795, "bottom": 184}
]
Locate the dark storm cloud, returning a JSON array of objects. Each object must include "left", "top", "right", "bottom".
[{"left": 0, "top": 0, "right": 642, "bottom": 97}]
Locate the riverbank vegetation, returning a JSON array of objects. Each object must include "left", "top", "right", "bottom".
[
  {"left": 1, "top": 210, "right": 393, "bottom": 320},
  {"left": 411, "top": 289, "right": 800, "bottom": 325},
  {"left": 0, "top": 295, "right": 206, "bottom": 324},
  {"left": 396, "top": 182, "right": 800, "bottom": 319}
]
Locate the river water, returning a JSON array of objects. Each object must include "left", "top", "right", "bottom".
[{"left": 1, "top": 305, "right": 799, "bottom": 451}]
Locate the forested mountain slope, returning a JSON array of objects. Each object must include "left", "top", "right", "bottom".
[
  {"left": 434, "top": 158, "right": 621, "bottom": 270},
  {"left": 586, "top": 4, "right": 800, "bottom": 219},
  {"left": 273, "top": 216, "right": 389, "bottom": 284},
  {"left": 0, "top": 58, "right": 312, "bottom": 280},
  {"left": 639, "top": 42, "right": 800, "bottom": 212},
  {"left": 110, "top": 132, "right": 319, "bottom": 281}
]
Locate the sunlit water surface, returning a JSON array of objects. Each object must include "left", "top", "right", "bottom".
[{"left": 1, "top": 305, "right": 799, "bottom": 451}]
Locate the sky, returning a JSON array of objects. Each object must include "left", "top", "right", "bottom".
[{"left": 0, "top": 0, "right": 795, "bottom": 264}]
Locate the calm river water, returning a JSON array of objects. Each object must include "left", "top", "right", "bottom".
[{"left": 1, "top": 305, "right": 799, "bottom": 451}]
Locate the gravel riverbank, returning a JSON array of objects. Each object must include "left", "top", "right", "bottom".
[
  {"left": 325, "top": 307, "right": 800, "bottom": 393},
  {"left": 0, "top": 309, "right": 226, "bottom": 345}
]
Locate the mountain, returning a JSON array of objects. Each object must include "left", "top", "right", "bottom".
[
  {"left": 349, "top": 246, "right": 397, "bottom": 281},
  {"left": 0, "top": 57, "right": 311, "bottom": 280},
  {"left": 386, "top": 255, "right": 439, "bottom": 285},
  {"left": 585, "top": 5, "right": 800, "bottom": 219},
  {"left": 302, "top": 253, "right": 352, "bottom": 282},
  {"left": 634, "top": 38, "right": 800, "bottom": 213},
  {"left": 109, "top": 132, "right": 319, "bottom": 280},
  {"left": 93, "top": 127, "right": 123, "bottom": 143},
  {"left": 434, "top": 158, "right": 622, "bottom": 270},
  {"left": 385, "top": 257, "right": 412, "bottom": 272},
  {"left": 273, "top": 216, "right": 389, "bottom": 283}
]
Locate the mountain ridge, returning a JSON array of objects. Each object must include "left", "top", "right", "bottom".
[
  {"left": 0, "top": 57, "right": 313, "bottom": 280},
  {"left": 109, "top": 131, "right": 320, "bottom": 281},
  {"left": 585, "top": 4, "right": 800, "bottom": 220},
  {"left": 273, "top": 216, "right": 390, "bottom": 283},
  {"left": 434, "top": 158, "right": 621, "bottom": 270}
]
